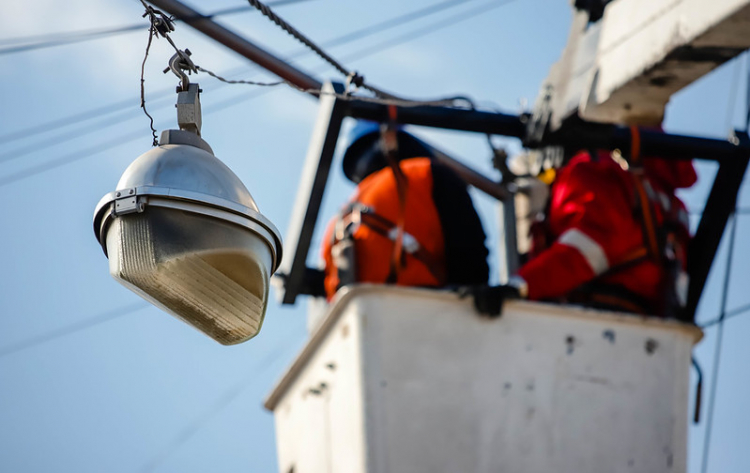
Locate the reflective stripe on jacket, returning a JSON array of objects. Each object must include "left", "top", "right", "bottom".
[
  {"left": 321, "top": 157, "right": 490, "bottom": 300},
  {"left": 518, "top": 150, "right": 694, "bottom": 316},
  {"left": 322, "top": 158, "right": 446, "bottom": 299}
]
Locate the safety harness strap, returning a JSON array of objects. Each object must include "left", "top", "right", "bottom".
[
  {"left": 629, "top": 126, "right": 662, "bottom": 260},
  {"left": 381, "top": 105, "right": 408, "bottom": 283},
  {"left": 627, "top": 126, "right": 686, "bottom": 316},
  {"left": 331, "top": 202, "right": 447, "bottom": 286}
]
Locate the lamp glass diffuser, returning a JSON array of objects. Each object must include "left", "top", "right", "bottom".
[{"left": 106, "top": 208, "right": 272, "bottom": 344}]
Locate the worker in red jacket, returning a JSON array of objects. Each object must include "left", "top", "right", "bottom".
[
  {"left": 471, "top": 143, "right": 697, "bottom": 317},
  {"left": 321, "top": 122, "right": 489, "bottom": 300}
]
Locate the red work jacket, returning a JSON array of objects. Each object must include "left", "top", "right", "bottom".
[{"left": 517, "top": 150, "right": 696, "bottom": 315}]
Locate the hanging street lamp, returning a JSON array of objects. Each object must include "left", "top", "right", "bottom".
[{"left": 93, "top": 51, "right": 282, "bottom": 345}]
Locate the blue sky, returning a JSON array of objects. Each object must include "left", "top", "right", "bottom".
[{"left": 0, "top": 0, "right": 748, "bottom": 472}]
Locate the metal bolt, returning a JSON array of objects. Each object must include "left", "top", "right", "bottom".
[
  {"left": 566, "top": 335, "right": 576, "bottom": 355},
  {"left": 115, "top": 191, "right": 121, "bottom": 197}
]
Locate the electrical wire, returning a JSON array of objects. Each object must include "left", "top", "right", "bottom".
[
  {"left": 245, "top": 0, "right": 518, "bottom": 102},
  {"left": 192, "top": 0, "right": 514, "bottom": 118},
  {"left": 196, "top": 0, "right": 517, "bottom": 113},
  {"left": 700, "top": 212, "right": 739, "bottom": 473},
  {"left": 0, "top": 0, "right": 483, "bottom": 147},
  {"left": 0, "top": 94, "right": 159, "bottom": 146},
  {"left": 140, "top": 6, "right": 160, "bottom": 146},
  {"left": 700, "top": 300, "right": 750, "bottom": 329},
  {"left": 0, "top": 0, "right": 514, "bottom": 187},
  {"left": 150, "top": 0, "right": 512, "bottom": 108},
  {"left": 689, "top": 207, "right": 750, "bottom": 217},
  {"left": 138, "top": 341, "right": 291, "bottom": 473},
  {"left": 0, "top": 96, "right": 173, "bottom": 164},
  {"left": 198, "top": 0, "right": 518, "bottom": 108},
  {"left": 0, "top": 302, "right": 150, "bottom": 358},
  {"left": 317, "top": 0, "right": 475, "bottom": 51},
  {"left": 0, "top": 128, "right": 147, "bottom": 188},
  {"left": 0, "top": 24, "right": 146, "bottom": 56},
  {"left": 0, "top": 0, "right": 313, "bottom": 56},
  {"left": 336, "top": 0, "right": 518, "bottom": 75}
]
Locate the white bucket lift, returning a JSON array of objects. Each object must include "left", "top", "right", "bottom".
[{"left": 266, "top": 286, "right": 702, "bottom": 473}]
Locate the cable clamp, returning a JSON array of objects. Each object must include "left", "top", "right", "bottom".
[
  {"left": 142, "top": 3, "right": 175, "bottom": 38},
  {"left": 345, "top": 71, "right": 364, "bottom": 94}
]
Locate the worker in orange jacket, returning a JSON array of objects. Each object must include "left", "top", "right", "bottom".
[
  {"left": 470, "top": 142, "right": 697, "bottom": 317},
  {"left": 321, "top": 122, "right": 489, "bottom": 300}
]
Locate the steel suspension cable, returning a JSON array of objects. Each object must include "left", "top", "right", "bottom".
[
  {"left": 0, "top": 0, "right": 516, "bottom": 187},
  {"left": 0, "top": 0, "right": 480, "bottom": 147},
  {"left": 246, "top": 0, "right": 400, "bottom": 99}
]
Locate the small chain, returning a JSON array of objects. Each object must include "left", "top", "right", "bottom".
[
  {"left": 193, "top": 64, "right": 478, "bottom": 109},
  {"left": 195, "top": 66, "right": 285, "bottom": 87}
]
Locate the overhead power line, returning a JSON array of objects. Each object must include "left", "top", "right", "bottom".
[
  {"left": 0, "top": 95, "right": 174, "bottom": 164},
  {"left": 0, "top": 0, "right": 312, "bottom": 56},
  {"left": 189, "top": 0, "right": 515, "bottom": 126},
  {"left": 700, "top": 300, "right": 750, "bottom": 329},
  {"left": 700, "top": 212, "right": 739, "bottom": 473},
  {"left": 0, "top": 24, "right": 146, "bottom": 55},
  {"left": 0, "top": 0, "right": 478, "bottom": 147},
  {"left": 0, "top": 302, "right": 150, "bottom": 358},
  {"left": 196, "top": 0, "right": 511, "bottom": 112},
  {"left": 0, "top": 0, "right": 516, "bottom": 187},
  {"left": 244, "top": 0, "right": 517, "bottom": 100},
  {"left": 138, "top": 342, "right": 291, "bottom": 473},
  {"left": 0, "top": 128, "right": 147, "bottom": 188},
  {"left": 318, "top": 0, "right": 474, "bottom": 51},
  {"left": 338, "top": 0, "right": 519, "bottom": 66}
]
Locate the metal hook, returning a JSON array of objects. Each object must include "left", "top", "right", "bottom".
[{"left": 164, "top": 49, "right": 196, "bottom": 92}]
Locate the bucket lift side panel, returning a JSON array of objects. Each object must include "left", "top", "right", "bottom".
[
  {"left": 271, "top": 307, "right": 368, "bottom": 473},
  {"left": 267, "top": 287, "right": 702, "bottom": 473}
]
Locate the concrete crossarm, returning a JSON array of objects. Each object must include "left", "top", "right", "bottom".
[{"left": 546, "top": 0, "right": 750, "bottom": 127}]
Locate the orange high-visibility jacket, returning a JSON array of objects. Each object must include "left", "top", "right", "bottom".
[{"left": 322, "top": 157, "right": 489, "bottom": 300}]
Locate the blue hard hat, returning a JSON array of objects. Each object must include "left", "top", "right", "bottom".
[
  {"left": 341, "top": 121, "right": 433, "bottom": 183},
  {"left": 346, "top": 121, "right": 381, "bottom": 145}
]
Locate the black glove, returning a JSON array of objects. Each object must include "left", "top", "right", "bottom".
[{"left": 456, "top": 284, "right": 521, "bottom": 318}]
